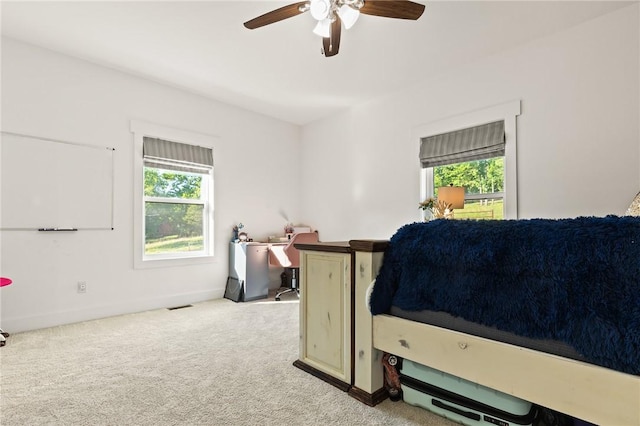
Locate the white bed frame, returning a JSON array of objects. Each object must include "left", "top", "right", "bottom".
[{"left": 348, "top": 242, "right": 640, "bottom": 426}]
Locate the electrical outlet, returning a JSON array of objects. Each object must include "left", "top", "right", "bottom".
[{"left": 77, "top": 281, "right": 87, "bottom": 293}]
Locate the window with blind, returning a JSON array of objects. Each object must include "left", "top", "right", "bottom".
[
  {"left": 142, "top": 136, "right": 214, "bottom": 259},
  {"left": 421, "top": 120, "right": 506, "bottom": 220},
  {"left": 417, "top": 101, "right": 521, "bottom": 221}
]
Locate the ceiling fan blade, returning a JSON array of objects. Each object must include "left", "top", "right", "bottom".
[
  {"left": 359, "top": 0, "right": 425, "bottom": 20},
  {"left": 244, "top": 1, "right": 309, "bottom": 29},
  {"left": 322, "top": 17, "right": 342, "bottom": 57}
]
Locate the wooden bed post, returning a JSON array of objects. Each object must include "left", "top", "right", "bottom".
[{"left": 348, "top": 240, "right": 389, "bottom": 406}]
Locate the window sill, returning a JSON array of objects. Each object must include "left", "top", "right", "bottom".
[{"left": 134, "top": 254, "right": 215, "bottom": 269}]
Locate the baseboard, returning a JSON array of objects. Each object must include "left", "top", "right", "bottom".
[
  {"left": 348, "top": 386, "right": 388, "bottom": 406},
  {"left": 293, "top": 360, "right": 351, "bottom": 392},
  {"left": 2, "top": 289, "right": 224, "bottom": 333}
]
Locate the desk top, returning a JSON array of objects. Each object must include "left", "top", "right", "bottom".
[
  {"left": 268, "top": 236, "right": 290, "bottom": 243},
  {"left": 230, "top": 241, "right": 287, "bottom": 245}
]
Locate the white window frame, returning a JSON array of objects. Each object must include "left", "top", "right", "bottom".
[
  {"left": 414, "top": 100, "right": 521, "bottom": 220},
  {"left": 143, "top": 168, "right": 211, "bottom": 260},
  {"left": 131, "top": 120, "right": 216, "bottom": 269}
]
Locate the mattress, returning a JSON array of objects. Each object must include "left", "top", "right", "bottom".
[
  {"left": 389, "top": 307, "right": 586, "bottom": 363},
  {"left": 372, "top": 217, "right": 640, "bottom": 374}
]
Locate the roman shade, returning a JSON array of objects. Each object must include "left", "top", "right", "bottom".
[
  {"left": 143, "top": 137, "right": 213, "bottom": 174},
  {"left": 420, "top": 120, "right": 505, "bottom": 168}
]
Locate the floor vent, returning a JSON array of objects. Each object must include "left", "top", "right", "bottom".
[{"left": 167, "top": 304, "right": 193, "bottom": 311}]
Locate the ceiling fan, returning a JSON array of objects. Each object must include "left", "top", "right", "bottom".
[{"left": 243, "top": 0, "right": 425, "bottom": 57}]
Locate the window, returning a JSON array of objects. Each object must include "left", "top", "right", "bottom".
[
  {"left": 416, "top": 100, "right": 520, "bottom": 220},
  {"left": 131, "top": 121, "right": 216, "bottom": 268},
  {"left": 432, "top": 157, "right": 505, "bottom": 220},
  {"left": 144, "top": 166, "right": 209, "bottom": 256}
]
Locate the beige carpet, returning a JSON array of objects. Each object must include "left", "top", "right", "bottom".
[{"left": 0, "top": 293, "right": 456, "bottom": 426}]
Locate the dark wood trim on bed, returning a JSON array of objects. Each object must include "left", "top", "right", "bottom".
[
  {"left": 293, "top": 360, "right": 351, "bottom": 392},
  {"left": 294, "top": 241, "right": 351, "bottom": 253},
  {"left": 348, "top": 386, "right": 388, "bottom": 406},
  {"left": 349, "top": 240, "right": 389, "bottom": 252}
]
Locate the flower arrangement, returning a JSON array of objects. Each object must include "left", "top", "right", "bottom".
[
  {"left": 419, "top": 198, "right": 452, "bottom": 220},
  {"left": 419, "top": 197, "right": 436, "bottom": 212}
]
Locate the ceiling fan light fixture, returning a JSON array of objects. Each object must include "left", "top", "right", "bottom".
[
  {"left": 243, "top": 0, "right": 425, "bottom": 57},
  {"left": 337, "top": 4, "right": 359, "bottom": 29},
  {"left": 309, "top": 0, "right": 331, "bottom": 21},
  {"left": 312, "top": 18, "right": 332, "bottom": 37},
  {"left": 298, "top": 3, "right": 311, "bottom": 13}
]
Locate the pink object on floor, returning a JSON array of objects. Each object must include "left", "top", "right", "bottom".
[{"left": 0, "top": 277, "right": 12, "bottom": 346}]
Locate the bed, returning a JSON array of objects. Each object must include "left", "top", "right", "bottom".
[{"left": 348, "top": 213, "right": 640, "bottom": 425}]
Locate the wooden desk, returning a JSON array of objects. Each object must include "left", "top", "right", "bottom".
[{"left": 266, "top": 242, "right": 289, "bottom": 267}]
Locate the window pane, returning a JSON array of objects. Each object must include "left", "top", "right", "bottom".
[
  {"left": 144, "top": 167, "right": 202, "bottom": 199},
  {"left": 432, "top": 156, "right": 504, "bottom": 220},
  {"left": 452, "top": 199, "right": 504, "bottom": 220},
  {"left": 434, "top": 157, "right": 504, "bottom": 195},
  {"left": 145, "top": 202, "right": 204, "bottom": 255}
]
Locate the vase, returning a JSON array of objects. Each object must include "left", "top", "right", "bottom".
[{"left": 423, "top": 209, "right": 435, "bottom": 222}]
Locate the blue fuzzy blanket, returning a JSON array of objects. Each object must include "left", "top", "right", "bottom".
[{"left": 370, "top": 216, "right": 640, "bottom": 375}]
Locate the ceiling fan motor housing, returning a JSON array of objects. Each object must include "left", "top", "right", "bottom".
[{"left": 310, "top": 0, "right": 331, "bottom": 20}]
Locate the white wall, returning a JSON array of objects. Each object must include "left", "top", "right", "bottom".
[
  {"left": 300, "top": 4, "right": 640, "bottom": 241},
  {"left": 1, "top": 38, "right": 301, "bottom": 332},
  {"left": 2, "top": 4, "right": 639, "bottom": 333}
]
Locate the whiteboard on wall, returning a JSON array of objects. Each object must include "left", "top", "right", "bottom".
[{"left": 0, "top": 132, "right": 115, "bottom": 230}]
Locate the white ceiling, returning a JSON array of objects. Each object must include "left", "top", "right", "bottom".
[{"left": 1, "top": 1, "right": 634, "bottom": 125}]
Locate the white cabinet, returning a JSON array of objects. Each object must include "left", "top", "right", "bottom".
[
  {"left": 293, "top": 242, "right": 352, "bottom": 391},
  {"left": 227, "top": 242, "right": 269, "bottom": 301}
]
